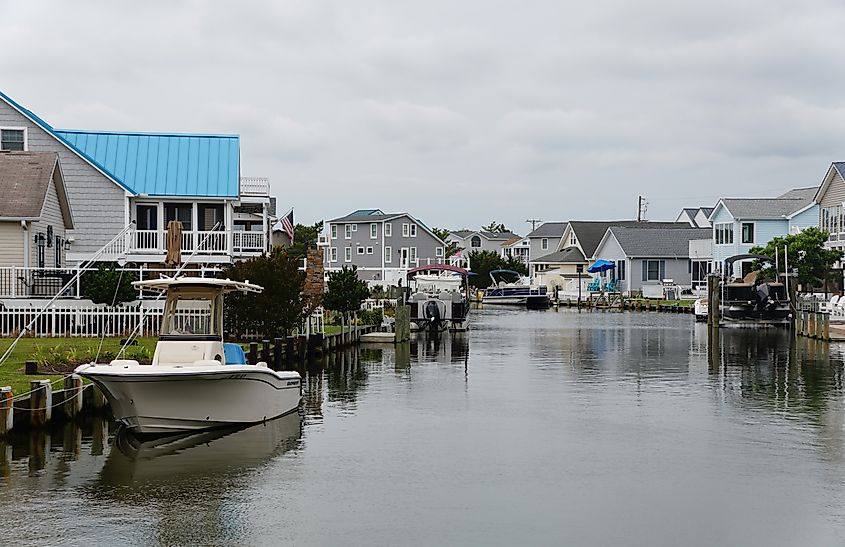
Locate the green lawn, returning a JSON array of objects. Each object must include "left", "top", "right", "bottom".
[{"left": 0, "top": 337, "right": 157, "bottom": 394}]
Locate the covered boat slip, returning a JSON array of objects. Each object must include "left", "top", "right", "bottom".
[{"left": 406, "top": 265, "right": 471, "bottom": 332}]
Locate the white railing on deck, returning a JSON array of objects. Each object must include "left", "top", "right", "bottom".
[
  {"left": 240, "top": 177, "right": 270, "bottom": 196},
  {"left": 197, "top": 231, "right": 228, "bottom": 253},
  {"left": 233, "top": 231, "right": 265, "bottom": 252},
  {"left": 134, "top": 230, "right": 159, "bottom": 251}
]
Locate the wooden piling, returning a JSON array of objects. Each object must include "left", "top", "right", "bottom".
[
  {"left": 25, "top": 360, "right": 38, "bottom": 375},
  {"left": 809, "top": 312, "right": 817, "bottom": 338},
  {"left": 823, "top": 312, "right": 830, "bottom": 341},
  {"left": 261, "top": 340, "right": 271, "bottom": 364},
  {"left": 248, "top": 342, "right": 258, "bottom": 366},
  {"left": 63, "top": 374, "right": 83, "bottom": 418},
  {"left": 286, "top": 336, "right": 295, "bottom": 365},
  {"left": 91, "top": 384, "right": 107, "bottom": 410},
  {"left": 0, "top": 387, "right": 12, "bottom": 436},
  {"left": 273, "top": 337, "right": 283, "bottom": 371},
  {"left": 29, "top": 380, "right": 52, "bottom": 428}
]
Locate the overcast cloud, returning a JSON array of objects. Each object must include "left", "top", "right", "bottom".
[{"left": 3, "top": 0, "right": 845, "bottom": 233}]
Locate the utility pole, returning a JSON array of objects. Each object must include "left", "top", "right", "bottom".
[
  {"left": 526, "top": 219, "right": 542, "bottom": 232},
  {"left": 637, "top": 196, "right": 648, "bottom": 222}
]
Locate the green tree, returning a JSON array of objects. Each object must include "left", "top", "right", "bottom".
[
  {"left": 323, "top": 266, "right": 370, "bottom": 318},
  {"left": 483, "top": 221, "right": 508, "bottom": 233},
  {"left": 502, "top": 255, "right": 529, "bottom": 277},
  {"left": 221, "top": 248, "right": 314, "bottom": 337},
  {"left": 467, "top": 250, "right": 502, "bottom": 288},
  {"left": 432, "top": 227, "right": 461, "bottom": 258},
  {"left": 81, "top": 263, "right": 137, "bottom": 305},
  {"left": 749, "top": 227, "right": 843, "bottom": 289},
  {"left": 288, "top": 221, "right": 324, "bottom": 259}
]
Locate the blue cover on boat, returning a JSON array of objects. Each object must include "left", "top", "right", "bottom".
[{"left": 223, "top": 343, "right": 247, "bottom": 365}]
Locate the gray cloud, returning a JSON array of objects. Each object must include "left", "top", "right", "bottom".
[{"left": 3, "top": 0, "right": 845, "bottom": 231}]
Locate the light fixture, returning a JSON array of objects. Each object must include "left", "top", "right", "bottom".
[
  {"left": 35, "top": 232, "right": 45, "bottom": 245},
  {"left": 64, "top": 240, "right": 71, "bottom": 251}
]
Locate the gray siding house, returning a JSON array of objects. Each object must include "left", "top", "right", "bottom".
[
  {"left": 324, "top": 209, "right": 446, "bottom": 284},
  {"left": 592, "top": 226, "right": 710, "bottom": 295},
  {"left": 525, "top": 222, "right": 568, "bottom": 265},
  {"left": 0, "top": 90, "right": 276, "bottom": 267},
  {"left": 447, "top": 230, "right": 520, "bottom": 255}
]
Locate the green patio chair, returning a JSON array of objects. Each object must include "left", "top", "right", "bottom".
[{"left": 587, "top": 277, "right": 601, "bottom": 292}]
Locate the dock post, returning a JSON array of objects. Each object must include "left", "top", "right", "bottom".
[
  {"left": 823, "top": 312, "right": 830, "bottom": 341},
  {"left": 91, "top": 385, "right": 107, "bottom": 410},
  {"left": 273, "top": 338, "right": 283, "bottom": 371},
  {"left": 286, "top": 336, "right": 295, "bottom": 365},
  {"left": 261, "top": 340, "right": 271, "bottom": 364},
  {"left": 248, "top": 342, "right": 258, "bottom": 366},
  {"left": 0, "top": 387, "right": 12, "bottom": 436},
  {"left": 25, "top": 360, "right": 37, "bottom": 375},
  {"left": 63, "top": 374, "right": 83, "bottom": 419},
  {"left": 30, "top": 380, "right": 52, "bottom": 428},
  {"left": 394, "top": 305, "right": 411, "bottom": 343},
  {"left": 809, "top": 312, "right": 817, "bottom": 338}
]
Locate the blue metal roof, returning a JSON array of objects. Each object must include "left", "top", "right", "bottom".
[
  {"left": 55, "top": 130, "right": 240, "bottom": 198},
  {"left": 0, "top": 91, "right": 240, "bottom": 198}
]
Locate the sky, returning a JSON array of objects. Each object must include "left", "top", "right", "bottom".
[{"left": 3, "top": 0, "right": 845, "bottom": 235}]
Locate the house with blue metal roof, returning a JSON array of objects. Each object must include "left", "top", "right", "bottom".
[{"left": 0, "top": 91, "right": 275, "bottom": 266}]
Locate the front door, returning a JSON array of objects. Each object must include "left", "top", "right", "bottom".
[{"left": 400, "top": 248, "right": 409, "bottom": 269}]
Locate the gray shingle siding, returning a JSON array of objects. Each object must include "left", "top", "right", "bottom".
[{"left": 0, "top": 100, "right": 126, "bottom": 259}]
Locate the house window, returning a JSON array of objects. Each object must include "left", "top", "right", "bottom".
[
  {"left": 357, "top": 246, "right": 365, "bottom": 255},
  {"left": 136, "top": 204, "right": 158, "bottom": 230},
  {"left": 370, "top": 223, "right": 378, "bottom": 239},
  {"left": 344, "top": 247, "right": 352, "bottom": 262},
  {"left": 331, "top": 225, "right": 338, "bottom": 239},
  {"left": 569, "top": 233, "right": 576, "bottom": 245},
  {"left": 470, "top": 235, "right": 482, "bottom": 248},
  {"left": 165, "top": 203, "right": 193, "bottom": 231},
  {"left": 714, "top": 223, "right": 733, "bottom": 245},
  {"left": 198, "top": 203, "right": 224, "bottom": 231},
  {"left": 385, "top": 246, "right": 392, "bottom": 263},
  {"left": 410, "top": 224, "right": 417, "bottom": 237},
  {"left": 741, "top": 222, "right": 754, "bottom": 244},
  {"left": 402, "top": 223, "right": 410, "bottom": 237},
  {"left": 642, "top": 259, "right": 665, "bottom": 281},
  {"left": 410, "top": 247, "right": 417, "bottom": 262},
  {"left": 366, "top": 246, "right": 374, "bottom": 254},
  {"left": 330, "top": 247, "right": 338, "bottom": 262},
  {"left": 344, "top": 225, "right": 352, "bottom": 239},
  {"left": 436, "top": 247, "right": 444, "bottom": 257},
  {"left": 541, "top": 238, "right": 548, "bottom": 250},
  {"left": 36, "top": 233, "right": 45, "bottom": 268},
  {"left": 616, "top": 260, "right": 626, "bottom": 280},
  {"left": 0, "top": 128, "right": 25, "bottom": 151},
  {"left": 351, "top": 224, "right": 357, "bottom": 232},
  {"left": 385, "top": 223, "right": 392, "bottom": 237}
]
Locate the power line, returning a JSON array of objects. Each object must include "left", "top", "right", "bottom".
[{"left": 526, "top": 218, "right": 542, "bottom": 231}]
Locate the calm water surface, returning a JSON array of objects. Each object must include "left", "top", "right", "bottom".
[{"left": 3, "top": 308, "right": 845, "bottom": 546}]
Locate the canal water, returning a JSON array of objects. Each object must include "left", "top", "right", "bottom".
[{"left": 3, "top": 308, "right": 845, "bottom": 546}]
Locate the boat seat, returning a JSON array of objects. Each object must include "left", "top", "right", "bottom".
[{"left": 223, "top": 343, "right": 247, "bottom": 365}]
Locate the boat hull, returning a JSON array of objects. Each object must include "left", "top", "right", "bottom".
[{"left": 77, "top": 364, "right": 302, "bottom": 435}]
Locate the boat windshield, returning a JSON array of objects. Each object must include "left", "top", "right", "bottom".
[{"left": 160, "top": 288, "right": 222, "bottom": 338}]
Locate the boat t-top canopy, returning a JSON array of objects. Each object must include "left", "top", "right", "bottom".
[
  {"left": 132, "top": 277, "right": 263, "bottom": 294},
  {"left": 489, "top": 269, "right": 522, "bottom": 280},
  {"left": 407, "top": 264, "right": 470, "bottom": 277},
  {"left": 724, "top": 254, "right": 773, "bottom": 269}
]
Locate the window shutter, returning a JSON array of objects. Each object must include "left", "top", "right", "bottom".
[
  {"left": 659, "top": 260, "right": 666, "bottom": 280},
  {"left": 642, "top": 260, "right": 648, "bottom": 281}
]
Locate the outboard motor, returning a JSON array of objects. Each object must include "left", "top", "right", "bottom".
[{"left": 424, "top": 300, "right": 443, "bottom": 333}]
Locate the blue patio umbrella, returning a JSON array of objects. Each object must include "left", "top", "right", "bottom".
[{"left": 587, "top": 259, "right": 616, "bottom": 274}]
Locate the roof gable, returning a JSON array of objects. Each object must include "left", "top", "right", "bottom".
[
  {"left": 0, "top": 151, "right": 72, "bottom": 227},
  {"left": 527, "top": 222, "right": 568, "bottom": 238},
  {"left": 569, "top": 220, "right": 689, "bottom": 258}
]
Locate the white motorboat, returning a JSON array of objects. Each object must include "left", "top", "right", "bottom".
[
  {"left": 407, "top": 265, "right": 471, "bottom": 333},
  {"left": 75, "top": 277, "right": 302, "bottom": 435},
  {"left": 694, "top": 298, "right": 708, "bottom": 322}
]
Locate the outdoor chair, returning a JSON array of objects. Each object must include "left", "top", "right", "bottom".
[
  {"left": 605, "top": 279, "right": 619, "bottom": 293},
  {"left": 586, "top": 278, "right": 601, "bottom": 292},
  {"left": 821, "top": 295, "right": 840, "bottom": 313}
]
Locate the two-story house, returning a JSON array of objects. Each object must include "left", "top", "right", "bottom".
[
  {"left": 709, "top": 187, "right": 818, "bottom": 278},
  {"left": 812, "top": 163, "right": 845, "bottom": 256},
  {"left": 446, "top": 230, "right": 521, "bottom": 255},
  {"left": 324, "top": 209, "right": 446, "bottom": 285},
  {"left": 525, "top": 222, "right": 568, "bottom": 269},
  {"left": 0, "top": 90, "right": 276, "bottom": 268}
]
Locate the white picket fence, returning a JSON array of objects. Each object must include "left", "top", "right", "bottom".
[
  {"left": 0, "top": 304, "right": 326, "bottom": 338},
  {"left": 0, "top": 304, "right": 208, "bottom": 338}
]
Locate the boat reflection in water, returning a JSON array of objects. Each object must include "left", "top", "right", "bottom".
[{"left": 100, "top": 411, "right": 302, "bottom": 485}]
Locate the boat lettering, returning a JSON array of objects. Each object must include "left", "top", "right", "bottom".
[{"left": 287, "top": 380, "right": 300, "bottom": 386}]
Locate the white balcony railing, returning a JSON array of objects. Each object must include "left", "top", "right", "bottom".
[
  {"left": 128, "top": 230, "right": 257, "bottom": 256},
  {"left": 240, "top": 176, "right": 270, "bottom": 196},
  {"left": 233, "top": 231, "right": 265, "bottom": 253}
]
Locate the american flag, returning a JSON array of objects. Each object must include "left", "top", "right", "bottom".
[{"left": 281, "top": 209, "right": 295, "bottom": 242}]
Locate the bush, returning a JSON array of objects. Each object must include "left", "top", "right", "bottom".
[{"left": 359, "top": 308, "right": 383, "bottom": 326}]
